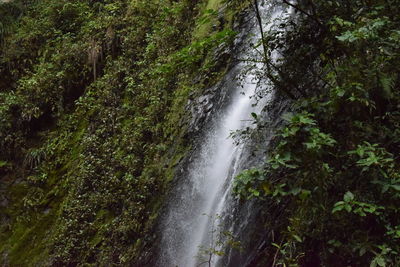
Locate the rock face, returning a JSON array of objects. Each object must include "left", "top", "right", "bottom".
[
  {"left": 186, "top": 90, "right": 217, "bottom": 134},
  {"left": 185, "top": 10, "right": 253, "bottom": 138},
  {"left": 155, "top": 2, "right": 291, "bottom": 266}
]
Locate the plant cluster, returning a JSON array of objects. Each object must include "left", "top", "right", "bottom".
[
  {"left": 234, "top": 0, "right": 400, "bottom": 266},
  {"left": 0, "top": 0, "right": 238, "bottom": 265}
]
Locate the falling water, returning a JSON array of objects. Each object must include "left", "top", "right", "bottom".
[{"left": 158, "top": 1, "right": 293, "bottom": 266}]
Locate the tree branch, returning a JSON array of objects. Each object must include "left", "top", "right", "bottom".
[{"left": 252, "top": 0, "right": 269, "bottom": 62}]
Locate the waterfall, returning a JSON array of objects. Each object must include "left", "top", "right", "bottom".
[{"left": 157, "top": 1, "right": 292, "bottom": 266}]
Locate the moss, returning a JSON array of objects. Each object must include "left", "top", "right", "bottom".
[
  {"left": 0, "top": 109, "right": 88, "bottom": 265},
  {"left": 0, "top": 0, "right": 246, "bottom": 265},
  {"left": 193, "top": 0, "right": 225, "bottom": 40},
  {"left": 7, "top": 211, "right": 56, "bottom": 266},
  {"left": 87, "top": 210, "right": 112, "bottom": 248},
  {"left": 0, "top": 190, "right": 61, "bottom": 266},
  {"left": 193, "top": 0, "right": 250, "bottom": 41}
]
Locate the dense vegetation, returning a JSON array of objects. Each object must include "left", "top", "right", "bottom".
[
  {"left": 234, "top": 0, "right": 400, "bottom": 266},
  {"left": 1, "top": 0, "right": 399, "bottom": 266},
  {"left": 0, "top": 0, "right": 240, "bottom": 265}
]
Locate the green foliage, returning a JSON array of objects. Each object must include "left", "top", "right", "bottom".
[
  {"left": 0, "top": 1, "right": 23, "bottom": 44},
  {"left": 234, "top": 0, "right": 400, "bottom": 265},
  {"left": 0, "top": 0, "right": 237, "bottom": 265}
]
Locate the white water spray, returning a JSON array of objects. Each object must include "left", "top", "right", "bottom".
[{"left": 158, "top": 2, "right": 292, "bottom": 266}]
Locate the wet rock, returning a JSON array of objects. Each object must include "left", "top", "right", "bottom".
[
  {"left": 186, "top": 90, "right": 217, "bottom": 135},
  {"left": 205, "top": 102, "right": 214, "bottom": 112},
  {"left": 197, "top": 95, "right": 210, "bottom": 104}
]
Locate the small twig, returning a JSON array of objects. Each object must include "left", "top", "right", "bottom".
[{"left": 271, "top": 240, "right": 283, "bottom": 267}]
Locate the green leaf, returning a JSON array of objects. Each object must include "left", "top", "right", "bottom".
[
  {"left": 299, "top": 189, "right": 311, "bottom": 200},
  {"left": 360, "top": 247, "right": 367, "bottom": 256},
  {"left": 334, "top": 201, "right": 345, "bottom": 206},
  {"left": 345, "top": 204, "right": 352, "bottom": 212},
  {"left": 293, "top": 234, "right": 302, "bottom": 242},
  {"left": 390, "top": 185, "right": 400, "bottom": 191},
  {"left": 344, "top": 191, "right": 354, "bottom": 202},
  {"left": 336, "top": 87, "right": 345, "bottom": 97},
  {"left": 332, "top": 205, "right": 343, "bottom": 213},
  {"left": 271, "top": 242, "right": 281, "bottom": 249},
  {"left": 298, "top": 115, "right": 315, "bottom": 125},
  {"left": 336, "top": 31, "right": 358, "bottom": 42},
  {"left": 374, "top": 256, "right": 386, "bottom": 267}
]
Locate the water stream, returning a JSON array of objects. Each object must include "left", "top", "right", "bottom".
[{"left": 158, "top": 1, "right": 292, "bottom": 266}]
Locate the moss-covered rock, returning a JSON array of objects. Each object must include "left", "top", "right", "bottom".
[{"left": 0, "top": 0, "right": 246, "bottom": 265}]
